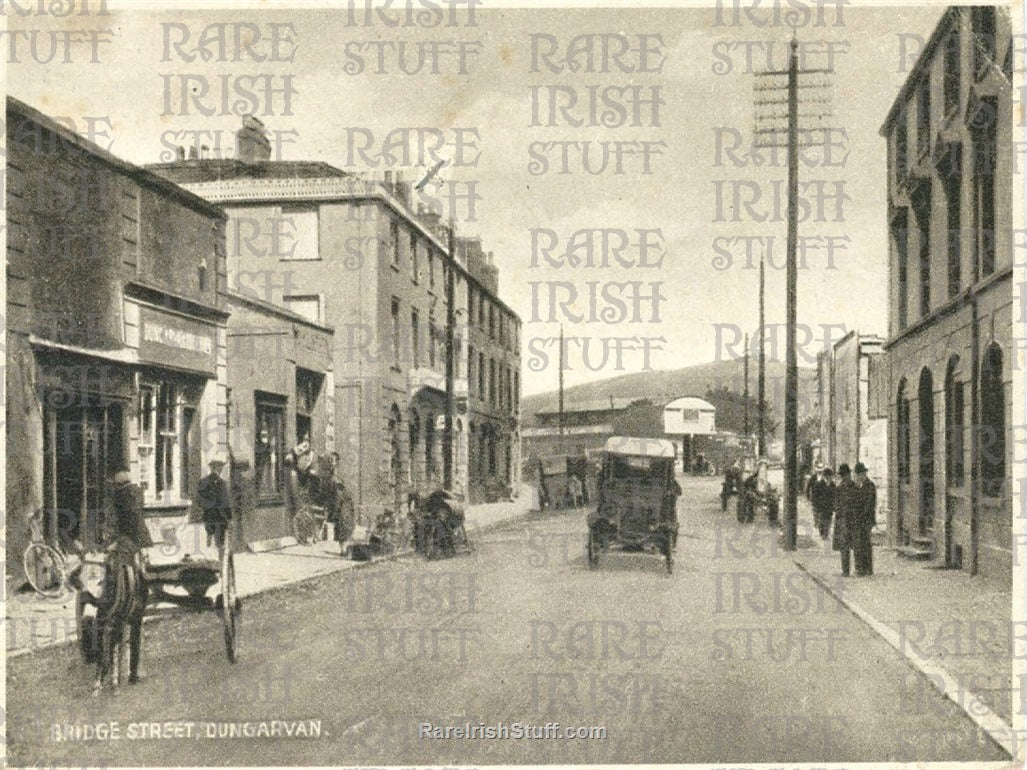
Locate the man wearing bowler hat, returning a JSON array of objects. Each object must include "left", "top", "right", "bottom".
[
  {"left": 850, "top": 462, "right": 877, "bottom": 576},
  {"left": 198, "top": 456, "right": 232, "bottom": 550},
  {"left": 832, "top": 464, "right": 855, "bottom": 576}
]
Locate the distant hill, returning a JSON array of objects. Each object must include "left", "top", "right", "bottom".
[{"left": 522, "top": 358, "right": 818, "bottom": 438}]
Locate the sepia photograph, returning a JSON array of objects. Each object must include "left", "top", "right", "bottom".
[{"left": 2, "top": 0, "right": 1024, "bottom": 767}]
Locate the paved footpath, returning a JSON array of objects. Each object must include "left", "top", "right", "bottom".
[
  {"left": 789, "top": 495, "right": 1021, "bottom": 753},
  {"left": 6, "top": 490, "right": 535, "bottom": 657}
]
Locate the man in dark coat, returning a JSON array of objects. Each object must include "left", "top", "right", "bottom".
[
  {"left": 850, "top": 462, "right": 877, "bottom": 576},
  {"left": 106, "top": 470, "right": 153, "bottom": 550},
  {"left": 810, "top": 467, "right": 835, "bottom": 540},
  {"left": 197, "top": 457, "right": 232, "bottom": 550},
  {"left": 832, "top": 464, "right": 855, "bottom": 576}
]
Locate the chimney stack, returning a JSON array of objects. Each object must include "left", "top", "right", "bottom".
[{"left": 237, "top": 115, "right": 272, "bottom": 164}]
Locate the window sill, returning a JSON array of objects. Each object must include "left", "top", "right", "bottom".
[{"left": 144, "top": 501, "right": 192, "bottom": 515}]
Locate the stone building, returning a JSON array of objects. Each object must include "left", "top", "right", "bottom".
[
  {"left": 879, "top": 7, "right": 1014, "bottom": 579},
  {"left": 150, "top": 118, "right": 521, "bottom": 519},
  {"left": 6, "top": 97, "right": 230, "bottom": 580}
]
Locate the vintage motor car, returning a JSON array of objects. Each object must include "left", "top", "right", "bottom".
[{"left": 586, "top": 436, "right": 681, "bottom": 574}]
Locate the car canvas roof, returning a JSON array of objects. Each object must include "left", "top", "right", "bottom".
[{"left": 603, "top": 436, "right": 677, "bottom": 458}]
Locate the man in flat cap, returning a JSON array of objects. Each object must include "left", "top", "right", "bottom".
[
  {"left": 198, "top": 456, "right": 232, "bottom": 551},
  {"left": 850, "top": 462, "right": 877, "bottom": 576}
]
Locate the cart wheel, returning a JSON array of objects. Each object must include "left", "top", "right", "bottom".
[
  {"left": 586, "top": 531, "right": 599, "bottom": 569},
  {"left": 220, "top": 548, "right": 239, "bottom": 663},
  {"left": 24, "top": 543, "right": 66, "bottom": 598}
]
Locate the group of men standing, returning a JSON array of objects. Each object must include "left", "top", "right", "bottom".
[{"left": 806, "top": 462, "right": 878, "bottom": 577}]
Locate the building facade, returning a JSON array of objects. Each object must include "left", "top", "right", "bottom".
[
  {"left": 880, "top": 7, "right": 1014, "bottom": 579},
  {"left": 815, "top": 332, "right": 889, "bottom": 527},
  {"left": 223, "top": 292, "right": 334, "bottom": 544},
  {"left": 150, "top": 121, "right": 521, "bottom": 519},
  {"left": 6, "top": 97, "right": 230, "bottom": 580}
]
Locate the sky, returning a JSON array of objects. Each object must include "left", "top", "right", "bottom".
[{"left": 6, "top": 1, "right": 950, "bottom": 396}]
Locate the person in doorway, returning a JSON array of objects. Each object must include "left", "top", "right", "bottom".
[
  {"left": 832, "top": 464, "right": 855, "bottom": 576},
  {"left": 850, "top": 462, "right": 877, "bottom": 576},
  {"left": 810, "top": 467, "right": 835, "bottom": 541},
  {"left": 197, "top": 457, "right": 232, "bottom": 551},
  {"left": 568, "top": 474, "right": 584, "bottom": 508}
]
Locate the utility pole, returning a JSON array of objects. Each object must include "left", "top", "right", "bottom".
[
  {"left": 754, "top": 33, "right": 834, "bottom": 551},
  {"left": 443, "top": 220, "right": 455, "bottom": 490},
  {"left": 757, "top": 253, "right": 765, "bottom": 459},
  {"left": 743, "top": 332, "right": 750, "bottom": 442},
  {"left": 558, "top": 323, "right": 565, "bottom": 447},
  {"left": 783, "top": 37, "right": 799, "bottom": 551}
]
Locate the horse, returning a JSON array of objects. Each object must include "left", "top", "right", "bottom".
[{"left": 91, "top": 540, "right": 149, "bottom": 694}]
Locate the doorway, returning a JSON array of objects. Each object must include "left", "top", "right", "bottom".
[
  {"left": 917, "top": 368, "right": 935, "bottom": 536},
  {"left": 44, "top": 401, "right": 125, "bottom": 549}
]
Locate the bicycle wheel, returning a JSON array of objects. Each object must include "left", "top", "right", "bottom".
[
  {"left": 292, "top": 511, "right": 316, "bottom": 544},
  {"left": 23, "top": 543, "right": 66, "bottom": 598}
]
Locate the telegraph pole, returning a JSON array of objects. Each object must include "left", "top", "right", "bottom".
[
  {"left": 443, "top": 220, "right": 455, "bottom": 490},
  {"left": 753, "top": 34, "right": 834, "bottom": 551},
  {"left": 558, "top": 323, "right": 565, "bottom": 446},
  {"left": 743, "top": 332, "right": 750, "bottom": 442},
  {"left": 783, "top": 37, "right": 799, "bottom": 550},
  {"left": 757, "top": 253, "right": 765, "bottom": 459}
]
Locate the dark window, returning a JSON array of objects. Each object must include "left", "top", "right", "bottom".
[
  {"left": 944, "top": 166, "right": 961, "bottom": 298},
  {"left": 428, "top": 251, "right": 435, "bottom": 290},
  {"left": 944, "top": 358, "right": 965, "bottom": 487},
  {"left": 255, "top": 395, "right": 286, "bottom": 502},
  {"left": 974, "top": 129, "right": 997, "bottom": 278},
  {"left": 916, "top": 79, "right": 931, "bottom": 158},
  {"left": 972, "top": 7, "right": 996, "bottom": 77},
  {"left": 944, "top": 30, "right": 960, "bottom": 116},
  {"left": 411, "top": 309, "right": 420, "bottom": 368},
  {"left": 296, "top": 368, "right": 322, "bottom": 444},
  {"left": 390, "top": 220, "right": 400, "bottom": 266},
  {"left": 391, "top": 298, "right": 401, "bottom": 368},
  {"left": 478, "top": 351, "right": 485, "bottom": 398},
  {"left": 912, "top": 186, "right": 931, "bottom": 318},
  {"left": 895, "top": 108, "right": 908, "bottom": 180},
  {"left": 425, "top": 414, "right": 435, "bottom": 483},
  {"left": 980, "top": 344, "right": 1005, "bottom": 497},
  {"left": 894, "top": 211, "right": 909, "bottom": 329},
  {"left": 410, "top": 232, "right": 419, "bottom": 282},
  {"left": 468, "top": 345, "right": 475, "bottom": 395}
]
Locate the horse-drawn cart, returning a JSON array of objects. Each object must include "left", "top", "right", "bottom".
[{"left": 75, "top": 532, "right": 241, "bottom": 684}]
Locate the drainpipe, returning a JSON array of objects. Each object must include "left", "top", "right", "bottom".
[{"left": 970, "top": 295, "right": 980, "bottom": 575}]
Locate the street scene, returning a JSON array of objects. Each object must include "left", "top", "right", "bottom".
[
  {"left": 6, "top": 477, "right": 1014, "bottom": 765},
  {"left": 3, "top": 1, "right": 1024, "bottom": 768}
]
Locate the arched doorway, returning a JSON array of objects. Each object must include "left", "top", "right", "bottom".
[
  {"left": 388, "top": 404, "right": 403, "bottom": 514},
  {"left": 980, "top": 343, "right": 1005, "bottom": 499},
  {"left": 944, "top": 357, "right": 963, "bottom": 566},
  {"left": 917, "top": 368, "right": 935, "bottom": 536},
  {"left": 896, "top": 378, "right": 910, "bottom": 543}
]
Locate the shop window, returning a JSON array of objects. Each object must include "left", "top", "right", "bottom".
[
  {"left": 138, "top": 381, "right": 196, "bottom": 505},
  {"left": 280, "top": 205, "right": 320, "bottom": 261},
  {"left": 255, "top": 394, "right": 287, "bottom": 503},
  {"left": 980, "top": 344, "right": 1005, "bottom": 498},
  {"left": 296, "top": 369, "right": 322, "bottom": 445}
]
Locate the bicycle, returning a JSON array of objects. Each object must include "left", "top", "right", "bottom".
[
  {"left": 23, "top": 510, "right": 74, "bottom": 598},
  {"left": 292, "top": 505, "right": 329, "bottom": 545}
]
